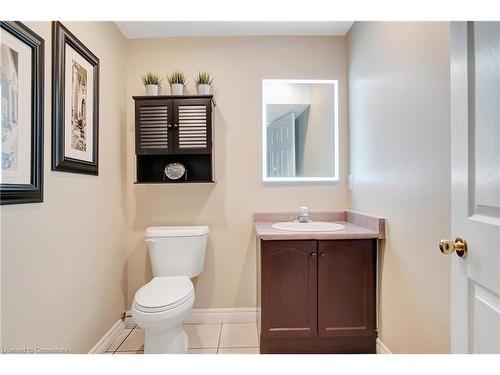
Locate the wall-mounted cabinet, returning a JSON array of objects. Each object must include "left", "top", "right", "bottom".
[{"left": 133, "top": 95, "right": 214, "bottom": 183}]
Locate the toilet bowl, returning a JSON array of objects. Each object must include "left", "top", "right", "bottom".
[
  {"left": 132, "top": 277, "right": 195, "bottom": 353},
  {"left": 132, "top": 226, "right": 208, "bottom": 354}
]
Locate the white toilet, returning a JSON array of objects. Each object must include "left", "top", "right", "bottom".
[{"left": 132, "top": 226, "right": 208, "bottom": 354}]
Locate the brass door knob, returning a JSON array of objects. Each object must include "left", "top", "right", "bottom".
[{"left": 439, "top": 237, "right": 467, "bottom": 258}]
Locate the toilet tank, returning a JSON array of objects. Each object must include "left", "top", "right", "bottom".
[{"left": 145, "top": 226, "right": 209, "bottom": 278}]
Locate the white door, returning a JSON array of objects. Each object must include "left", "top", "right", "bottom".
[
  {"left": 449, "top": 21, "right": 500, "bottom": 353},
  {"left": 267, "top": 112, "right": 296, "bottom": 177}
]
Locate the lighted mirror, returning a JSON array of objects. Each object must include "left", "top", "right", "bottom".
[{"left": 262, "top": 79, "right": 338, "bottom": 182}]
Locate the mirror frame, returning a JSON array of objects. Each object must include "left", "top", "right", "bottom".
[{"left": 261, "top": 79, "right": 339, "bottom": 182}]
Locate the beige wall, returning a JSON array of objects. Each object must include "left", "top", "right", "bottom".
[
  {"left": 125, "top": 36, "right": 349, "bottom": 308},
  {"left": 346, "top": 22, "right": 451, "bottom": 353},
  {"left": 0, "top": 21, "right": 127, "bottom": 353}
]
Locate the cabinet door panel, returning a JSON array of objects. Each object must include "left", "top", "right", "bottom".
[
  {"left": 261, "top": 240, "right": 317, "bottom": 337},
  {"left": 173, "top": 98, "right": 212, "bottom": 154},
  {"left": 318, "top": 240, "right": 375, "bottom": 337},
  {"left": 135, "top": 99, "right": 173, "bottom": 155}
]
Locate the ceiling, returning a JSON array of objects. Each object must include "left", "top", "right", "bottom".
[{"left": 115, "top": 21, "right": 354, "bottom": 39}]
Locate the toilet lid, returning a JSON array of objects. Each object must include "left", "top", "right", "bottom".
[
  {"left": 134, "top": 277, "right": 194, "bottom": 313},
  {"left": 145, "top": 226, "right": 209, "bottom": 238}
]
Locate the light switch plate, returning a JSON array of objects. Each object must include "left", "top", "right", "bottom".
[{"left": 347, "top": 174, "right": 353, "bottom": 191}]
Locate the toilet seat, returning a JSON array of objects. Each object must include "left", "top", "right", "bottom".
[{"left": 134, "top": 277, "right": 194, "bottom": 313}]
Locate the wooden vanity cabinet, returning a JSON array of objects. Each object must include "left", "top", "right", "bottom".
[{"left": 258, "top": 239, "right": 377, "bottom": 354}]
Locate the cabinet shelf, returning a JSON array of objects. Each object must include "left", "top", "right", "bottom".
[
  {"left": 136, "top": 154, "right": 213, "bottom": 183},
  {"left": 134, "top": 180, "right": 216, "bottom": 184}
]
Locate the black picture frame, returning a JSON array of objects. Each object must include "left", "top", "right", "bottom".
[
  {"left": 52, "top": 21, "right": 99, "bottom": 175},
  {"left": 0, "top": 21, "right": 44, "bottom": 205}
]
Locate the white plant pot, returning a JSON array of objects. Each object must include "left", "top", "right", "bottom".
[
  {"left": 145, "top": 84, "right": 160, "bottom": 96},
  {"left": 171, "top": 83, "right": 184, "bottom": 95},
  {"left": 196, "top": 84, "right": 211, "bottom": 95}
]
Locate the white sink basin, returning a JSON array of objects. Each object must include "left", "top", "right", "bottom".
[{"left": 271, "top": 222, "right": 346, "bottom": 232}]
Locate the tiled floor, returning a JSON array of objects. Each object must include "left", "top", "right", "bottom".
[{"left": 105, "top": 323, "right": 259, "bottom": 354}]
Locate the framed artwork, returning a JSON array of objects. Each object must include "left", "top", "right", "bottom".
[
  {"left": 0, "top": 21, "right": 44, "bottom": 205},
  {"left": 52, "top": 21, "right": 99, "bottom": 175}
]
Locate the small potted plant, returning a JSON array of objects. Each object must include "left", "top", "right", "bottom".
[
  {"left": 142, "top": 72, "right": 162, "bottom": 96},
  {"left": 194, "top": 72, "right": 214, "bottom": 95},
  {"left": 167, "top": 69, "right": 186, "bottom": 95}
]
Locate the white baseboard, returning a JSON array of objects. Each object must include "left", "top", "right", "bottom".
[
  {"left": 88, "top": 319, "right": 126, "bottom": 354},
  {"left": 376, "top": 338, "right": 392, "bottom": 354},
  {"left": 184, "top": 308, "right": 257, "bottom": 324}
]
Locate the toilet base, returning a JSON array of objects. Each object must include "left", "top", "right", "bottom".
[{"left": 144, "top": 325, "right": 188, "bottom": 354}]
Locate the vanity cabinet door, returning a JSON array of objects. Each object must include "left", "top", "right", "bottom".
[
  {"left": 317, "top": 239, "right": 376, "bottom": 338},
  {"left": 261, "top": 240, "right": 317, "bottom": 338}
]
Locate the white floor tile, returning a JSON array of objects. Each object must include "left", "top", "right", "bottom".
[
  {"left": 116, "top": 328, "right": 144, "bottom": 352},
  {"left": 218, "top": 347, "right": 260, "bottom": 354},
  {"left": 219, "top": 323, "right": 258, "bottom": 348},
  {"left": 103, "top": 322, "right": 260, "bottom": 354},
  {"left": 183, "top": 323, "right": 221, "bottom": 349},
  {"left": 188, "top": 348, "right": 218, "bottom": 354},
  {"left": 105, "top": 328, "right": 132, "bottom": 352},
  {"left": 124, "top": 317, "right": 136, "bottom": 329}
]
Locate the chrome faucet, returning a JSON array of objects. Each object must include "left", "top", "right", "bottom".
[{"left": 296, "top": 206, "right": 311, "bottom": 223}]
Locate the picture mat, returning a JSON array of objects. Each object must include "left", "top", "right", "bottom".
[
  {"left": 0, "top": 29, "right": 32, "bottom": 184},
  {"left": 64, "top": 43, "right": 94, "bottom": 162}
]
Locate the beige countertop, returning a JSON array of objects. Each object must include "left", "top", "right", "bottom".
[{"left": 254, "top": 210, "right": 385, "bottom": 241}]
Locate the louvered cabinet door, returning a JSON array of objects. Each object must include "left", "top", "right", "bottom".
[
  {"left": 135, "top": 99, "right": 173, "bottom": 154},
  {"left": 173, "top": 98, "right": 212, "bottom": 154}
]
